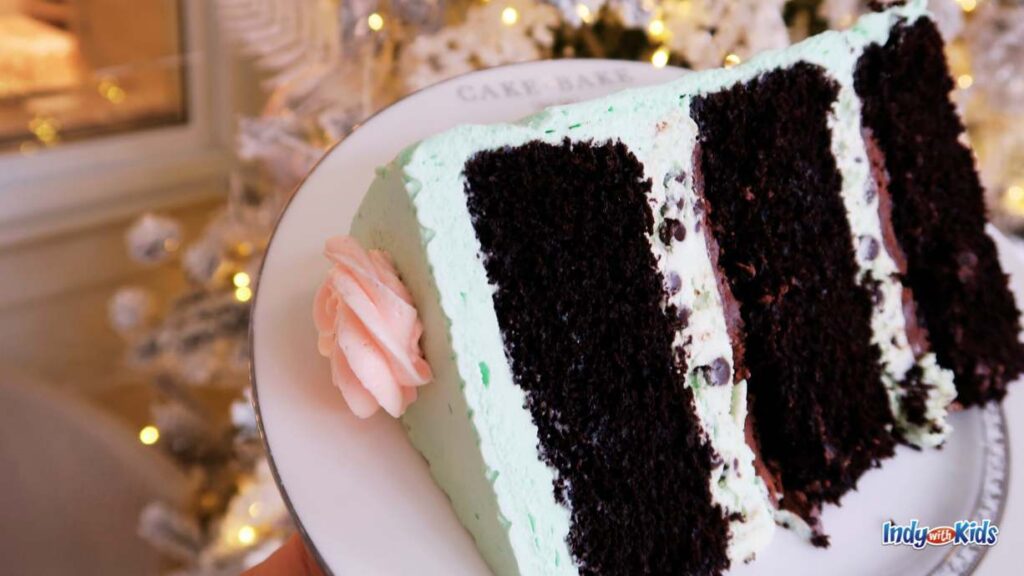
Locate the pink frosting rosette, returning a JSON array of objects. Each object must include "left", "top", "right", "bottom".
[{"left": 313, "top": 236, "right": 432, "bottom": 418}]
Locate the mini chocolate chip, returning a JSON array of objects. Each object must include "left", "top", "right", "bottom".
[
  {"left": 694, "top": 198, "right": 705, "bottom": 217},
  {"left": 666, "top": 272, "right": 682, "bottom": 295},
  {"left": 858, "top": 236, "right": 880, "bottom": 261},
  {"left": 674, "top": 170, "right": 687, "bottom": 184},
  {"left": 659, "top": 218, "right": 684, "bottom": 245},
  {"left": 712, "top": 357, "right": 731, "bottom": 385},
  {"left": 673, "top": 221, "right": 687, "bottom": 242},
  {"left": 871, "top": 284, "right": 883, "bottom": 305},
  {"left": 709, "top": 451, "right": 724, "bottom": 467},
  {"left": 677, "top": 306, "right": 692, "bottom": 327},
  {"left": 701, "top": 357, "right": 731, "bottom": 386},
  {"left": 658, "top": 220, "right": 671, "bottom": 244},
  {"left": 865, "top": 184, "right": 877, "bottom": 203}
]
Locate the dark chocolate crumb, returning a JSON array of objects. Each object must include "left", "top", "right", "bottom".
[{"left": 899, "top": 365, "right": 931, "bottom": 426}]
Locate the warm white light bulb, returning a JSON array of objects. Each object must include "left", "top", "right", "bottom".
[
  {"left": 1003, "top": 184, "right": 1024, "bottom": 215},
  {"left": 647, "top": 19, "right": 666, "bottom": 39},
  {"left": 367, "top": 13, "right": 384, "bottom": 31},
  {"left": 651, "top": 46, "right": 670, "bottom": 68},
  {"left": 233, "top": 272, "right": 251, "bottom": 288},
  {"left": 235, "top": 286, "right": 253, "bottom": 302},
  {"left": 237, "top": 525, "right": 257, "bottom": 545},
  {"left": 501, "top": 6, "right": 519, "bottom": 26},
  {"left": 576, "top": 3, "right": 594, "bottom": 24},
  {"left": 957, "top": 0, "right": 978, "bottom": 14},
  {"left": 139, "top": 425, "right": 160, "bottom": 445}
]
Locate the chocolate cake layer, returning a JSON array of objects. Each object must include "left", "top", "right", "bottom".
[
  {"left": 691, "top": 64, "right": 896, "bottom": 531},
  {"left": 464, "top": 140, "right": 729, "bottom": 575},
  {"left": 855, "top": 20, "right": 1024, "bottom": 406}
]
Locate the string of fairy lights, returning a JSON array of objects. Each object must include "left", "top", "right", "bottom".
[{"left": 362, "top": 1, "right": 745, "bottom": 69}]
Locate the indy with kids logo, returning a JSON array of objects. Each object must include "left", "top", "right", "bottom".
[{"left": 882, "top": 519, "right": 1000, "bottom": 549}]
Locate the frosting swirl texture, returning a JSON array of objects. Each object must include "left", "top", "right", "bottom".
[{"left": 313, "top": 236, "right": 432, "bottom": 418}]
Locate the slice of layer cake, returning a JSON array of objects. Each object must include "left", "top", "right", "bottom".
[
  {"left": 352, "top": 86, "right": 775, "bottom": 575},
  {"left": 316, "top": 1, "right": 1019, "bottom": 573}
]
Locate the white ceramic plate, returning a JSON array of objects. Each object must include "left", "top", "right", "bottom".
[{"left": 251, "top": 60, "right": 1019, "bottom": 576}]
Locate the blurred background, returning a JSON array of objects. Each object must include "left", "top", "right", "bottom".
[{"left": 0, "top": 0, "right": 1020, "bottom": 574}]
